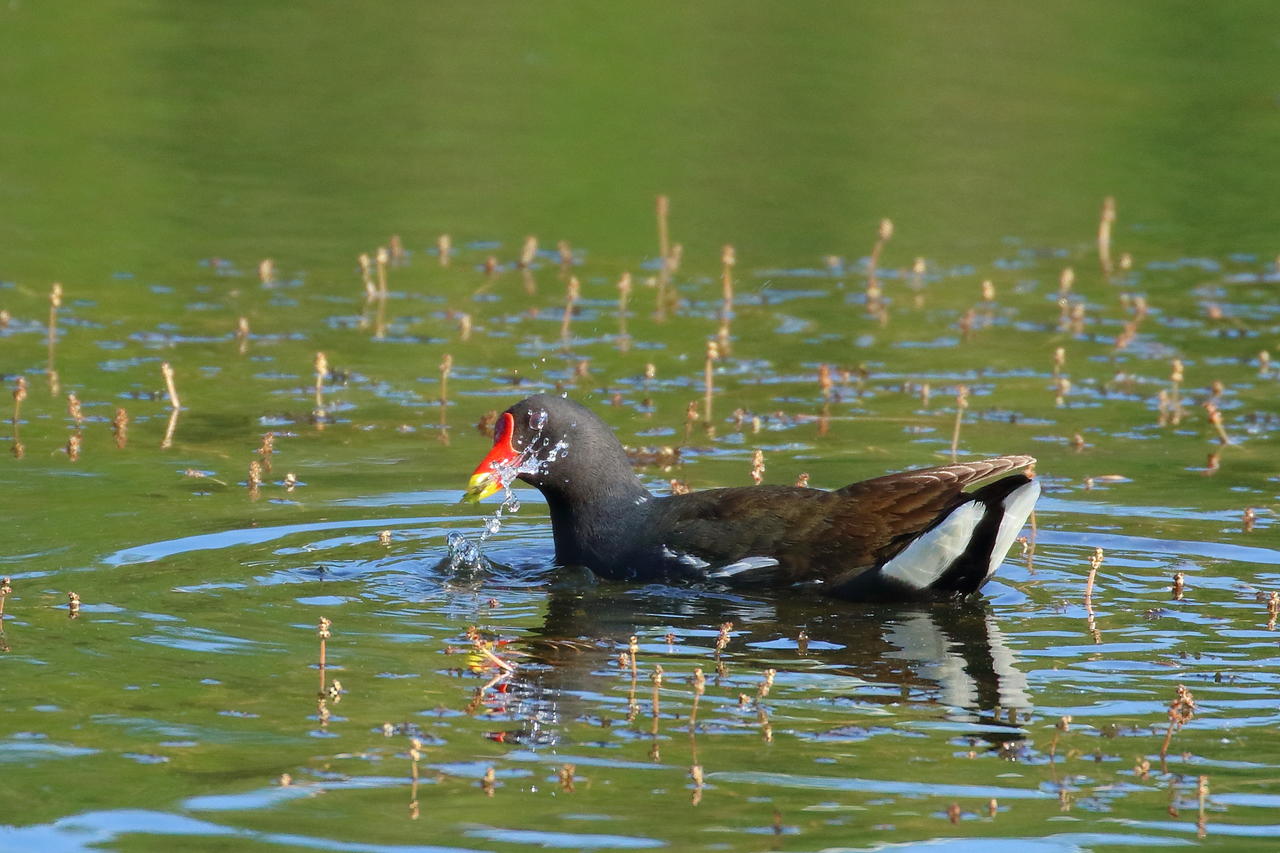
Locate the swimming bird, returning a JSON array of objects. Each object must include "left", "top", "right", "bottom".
[{"left": 463, "top": 394, "right": 1039, "bottom": 601}]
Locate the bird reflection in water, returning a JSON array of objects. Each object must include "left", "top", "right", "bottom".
[{"left": 472, "top": 576, "right": 1031, "bottom": 752}]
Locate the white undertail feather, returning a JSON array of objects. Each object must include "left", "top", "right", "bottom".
[
  {"left": 880, "top": 502, "right": 985, "bottom": 590},
  {"left": 986, "top": 478, "right": 1040, "bottom": 578}
]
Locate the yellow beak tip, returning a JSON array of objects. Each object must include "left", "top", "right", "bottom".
[{"left": 462, "top": 473, "right": 501, "bottom": 504}]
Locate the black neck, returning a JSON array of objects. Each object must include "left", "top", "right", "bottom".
[{"left": 541, "top": 467, "right": 652, "bottom": 568}]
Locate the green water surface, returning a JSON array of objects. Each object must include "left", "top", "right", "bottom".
[{"left": 2, "top": 2, "right": 1280, "bottom": 851}]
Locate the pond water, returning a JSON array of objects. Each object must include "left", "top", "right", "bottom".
[{"left": 3, "top": 2, "right": 1280, "bottom": 851}]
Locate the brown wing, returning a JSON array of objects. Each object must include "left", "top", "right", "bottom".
[
  {"left": 650, "top": 456, "right": 1035, "bottom": 584},
  {"left": 831, "top": 455, "right": 1035, "bottom": 564},
  {"left": 834, "top": 455, "right": 1035, "bottom": 499}
]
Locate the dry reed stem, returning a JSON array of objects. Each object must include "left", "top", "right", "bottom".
[
  {"left": 714, "top": 622, "right": 733, "bottom": 655},
  {"left": 656, "top": 195, "right": 670, "bottom": 274},
  {"left": 159, "top": 362, "right": 180, "bottom": 410},
  {"left": 1059, "top": 267, "right": 1074, "bottom": 297},
  {"left": 682, "top": 400, "right": 697, "bottom": 445},
  {"left": 12, "top": 376, "right": 26, "bottom": 428},
  {"left": 481, "top": 766, "right": 496, "bottom": 797},
  {"left": 617, "top": 272, "right": 632, "bottom": 341},
  {"left": 258, "top": 431, "right": 274, "bottom": 472},
  {"left": 317, "top": 617, "right": 331, "bottom": 695},
  {"left": 950, "top": 385, "right": 969, "bottom": 462},
  {"left": 560, "top": 277, "right": 579, "bottom": 345},
  {"left": 0, "top": 576, "right": 12, "bottom": 623},
  {"left": 248, "top": 460, "right": 262, "bottom": 498},
  {"left": 720, "top": 244, "right": 735, "bottom": 319},
  {"left": 558, "top": 763, "right": 576, "bottom": 793},
  {"left": 910, "top": 256, "right": 926, "bottom": 292},
  {"left": 1054, "top": 376, "right": 1071, "bottom": 407},
  {"left": 408, "top": 737, "right": 422, "bottom": 819},
  {"left": 1048, "top": 715, "right": 1071, "bottom": 763},
  {"left": 519, "top": 236, "right": 537, "bottom": 269},
  {"left": 1159, "top": 684, "right": 1196, "bottom": 765},
  {"left": 1204, "top": 402, "right": 1231, "bottom": 445},
  {"left": 689, "top": 764, "right": 704, "bottom": 806},
  {"left": 375, "top": 247, "right": 389, "bottom": 298},
  {"left": 439, "top": 354, "right": 453, "bottom": 404},
  {"left": 867, "top": 218, "right": 893, "bottom": 293},
  {"left": 47, "top": 283, "right": 61, "bottom": 392},
  {"left": 1084, "top": 547, "right": 1104, "bottom": 607},
  {"left": 689, "top": 667, "right": 705, "bottom": 731},
  {"left": 112, "top": 407, "right": 129, "bottom": 449},
  {"left": 437, "top": 234, "right": 451, "bottom": 266},
  {"left": 1169, "top": 359, "right": 1184, "bottom": 425},
  {"left": 703, "top": 341, "right": 719, "bottom": 423},
  {"left": 161, "top": 407, "right": 179, "bottom": 450},
  {"left": 1197, "top": 775, "right": 1209, "bottom": 838},
  {"left": 1098, "top": 196, "right": 1116, "bottom": 277},
  {"left": 313, "top": 352, "right": 328, "bottom": 418},
  {"left": 655, "top": 198, "right": 674, "bottom": 321},
  {"left": 359, "top": 253, "right": 374, "bottom": 301}
]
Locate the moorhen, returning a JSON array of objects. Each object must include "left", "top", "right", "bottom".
[{"left": 463, "top": 394, "right": 1039, "bottom": 601}]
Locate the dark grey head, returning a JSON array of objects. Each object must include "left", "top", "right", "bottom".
[{"left": 465, "top": 394, "right": 645, "bottom": 505}]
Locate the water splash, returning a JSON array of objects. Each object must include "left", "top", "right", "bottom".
[
  {"left": 446, "top": 530, "right": 482, "bottom": 571},
  {"left": 449, "top": 492, "right": 524, "bottom": 571}
]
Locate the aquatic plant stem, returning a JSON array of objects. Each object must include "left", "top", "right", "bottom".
[{"left": 950, "top": 385, "right": 968, "bottom": 462}]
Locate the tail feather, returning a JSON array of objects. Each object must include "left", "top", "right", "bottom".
[
  {"left": 835, "top": 474, "right": 1039, "bottom": 600},
  {"left": 929, "top": 475, "right": 1040, "bottom": 595}
]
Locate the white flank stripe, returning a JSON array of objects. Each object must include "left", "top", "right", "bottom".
[
  {"left": 986, "top": 479, "right": 1041, "bottom": 578},
  {"left": 708, "top": 556, "right": 781, "bottom": 579},
  {"left": 880, "top": 501, "right": 985, "bottom": 590}
]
